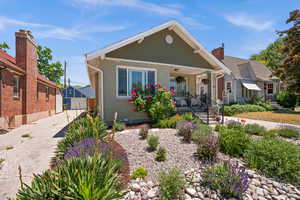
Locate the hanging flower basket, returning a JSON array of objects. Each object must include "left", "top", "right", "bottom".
[{"left": 175, "top": 76, "right": 185, "bottom": 83}]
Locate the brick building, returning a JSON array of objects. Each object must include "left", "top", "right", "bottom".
[{"left": 0, "top": 30, "right": 62, "bottom": 129}]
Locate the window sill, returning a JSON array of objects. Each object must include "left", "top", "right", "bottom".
[{"left": 13, "top": 96, "right": 20, "bottom": 100}]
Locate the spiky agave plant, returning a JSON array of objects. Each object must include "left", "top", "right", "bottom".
[{"left": 16, "top": 155, "right": 126, "bottom": 200}]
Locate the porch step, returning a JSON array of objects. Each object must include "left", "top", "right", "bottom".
[{"left": 193, "top": 112, "right": 218, "bottom": 125}]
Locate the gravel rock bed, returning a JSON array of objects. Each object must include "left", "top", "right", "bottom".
[
  {"left": 114, "top": 128, "right": 199, "bottom": 181},
  {"left": 125, "top": 167, "right": 300, "bottom": 200}
]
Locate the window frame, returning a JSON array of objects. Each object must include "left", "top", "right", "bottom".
[
  {"left": 267, "top": 83, "right": 274, "bottom": 94},
  {"left": 225, "top": 81, "right": 232, "bottom": 94},
  {"left": 116, "top": 65, "right": 157, "bottom": 98},
  {"left": 46, "top": 87, "right": 49, "bottom": 102},
  {"left": 13, "top": 75, "right": 20, "bottom": 99}
]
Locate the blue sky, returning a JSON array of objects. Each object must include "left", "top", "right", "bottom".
[{"left": 0, "top": 0, "right": 298, "bottom": 86}]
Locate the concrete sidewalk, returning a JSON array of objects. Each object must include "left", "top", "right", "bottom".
[
  {"left": 224, "top": 116, "right": 300, "bottom": 132},
  {"left": 0, "top": 110, "right": 83, "bottom": 199}
]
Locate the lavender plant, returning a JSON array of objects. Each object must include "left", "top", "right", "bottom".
[
  {"left": 176, "top": 120, "right": 196, "bottom": 142},
  {"left": 202, "top": 161, "right": 250, "bottom": 199},
  {"left": 64, "top": 138, "right": 110, "bottom": 160}
]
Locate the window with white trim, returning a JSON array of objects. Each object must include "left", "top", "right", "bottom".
[
  {"left": 13, "top": 76, "right": 20, "bottom": 98},
  {"left": 117, "top": 67, "right": 155, "bottom": 97},
  {"left": 267, "top": 83, "right": 273, "bottom": 94}
]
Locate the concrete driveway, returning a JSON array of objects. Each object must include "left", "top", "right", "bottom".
[{"left": 0, "top": 110, "right": 83, "bottom": 199}]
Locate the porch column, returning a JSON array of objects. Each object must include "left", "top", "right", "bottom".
[{"left": 207, "top": 71, "right": 212, "bottom": 105}]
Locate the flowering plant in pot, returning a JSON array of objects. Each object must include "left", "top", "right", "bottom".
[{"left": 129, "top": 83, "right": 175, "bottom": 121}]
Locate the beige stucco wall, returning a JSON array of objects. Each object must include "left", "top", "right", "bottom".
[{"left": 89, "top": 59, "right": 173, "bottom": 124}]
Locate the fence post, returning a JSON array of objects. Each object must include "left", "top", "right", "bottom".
[{"left": 207, "top": 104, "right": 209, "bottom": 125}]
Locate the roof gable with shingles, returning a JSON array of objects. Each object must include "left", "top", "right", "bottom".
[{"left": 222, "top": 56, "right": 276, "bottom": 81}]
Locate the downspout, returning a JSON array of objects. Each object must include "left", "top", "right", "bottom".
[
  {"left": 85, "top": 57, "right": 104, "bottom": 120},
  {"left": 0, "top": 66, "right": 4, "bottom": 117}
]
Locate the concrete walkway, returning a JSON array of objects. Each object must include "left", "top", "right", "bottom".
[
  {"left": 224, "top": 116, "right": 300, "bottom": 132},
  {"left": 0, "top": 110, "right": 83, "bottom": 199}
]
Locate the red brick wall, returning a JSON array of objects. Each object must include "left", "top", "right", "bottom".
[
  {"left": 36, "top": 83, "right": 56, "bottom": 112},
  {"left": 0, "top": 69, "right": 24, "bottom": 118}
]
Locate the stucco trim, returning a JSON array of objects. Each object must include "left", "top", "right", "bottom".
[
  {"left": 105, "top": 57, "right": 214, "bottom": 72},
  {"left": 86, "top": 20, "right": 231, "bottom": 74},
  {"left": 87, "top": 64, "right": 104, "bottom": 119}
]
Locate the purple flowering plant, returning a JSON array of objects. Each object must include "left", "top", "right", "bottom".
[
  {"left": 64, "top": 138, "right": 110, "bottom": 160},
  {"left": 202, "top": 161, "right": 251, "bottom": 198}
]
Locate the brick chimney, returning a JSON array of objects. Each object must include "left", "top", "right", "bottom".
[
  {"left": 15, "top": 30, "right": 38, "bottom": 117},
  {"left": 211, "top": 44, "right": 224, "bottom": 61}
]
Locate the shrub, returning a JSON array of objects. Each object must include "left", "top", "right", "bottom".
[
  {"left": 262, "top": 129, "right": 278, "bottom": 138},
  {"left": 139, "top": 128, "right": 149, "bottom": 140},
  {"left": 129, "top": 84, "right": 175, "bottom": 121},
  {"left": 63, "top": 138, "right": 110, "bottom": 160},
  {"left": 158, "top": 168, "right": 186, "bottom": 200},
  {"left": 277, "top": 128, "right": 300, "bottom": 139},
  {"left": 244, "top": 138, "right": 300, "bottom": 185},
  {"left": 215, "top": 124, "right": 225, "bottom": 132},
  {"left": 176, "top": 121, "right": 196, "bottom": 135},
  {"left": 276, "top": 92, "right": 297, "bottom": 108},
  {"left": 113, "top": 122, "right": 126, "bottom": 131},
  {"left": 224, "top": 104, "right": 266, "bottom": 116},
  {"left": 56, "top": 116, "right": 108, "bottom": 160},
  {"left": 131, "top": 167, "right": 148, "bottom": 179},
  {"left": 156, "top": 147, "right": 167, "bottom": 162},
  {"left": 191, "top": 124, "right": 212, "bottom": 143},
  {"left": 196, "top": 134, "right": 219, "bottom": 163},
  {"left": 147, "top": 136, "right": 159, "bottom": 151},
  {"left": 219, "top": 128, "right": 251, "bottom": 157},
  {"left": 155, "top": 113, "right": 194, "bottom": 128},
  {"left": 244, "top": 123, "right": 266, "bottom": 135},
  {"left": 202, "top": 162, "right": 250, "bottom": 198},
  {"left": 226, "top": 120, "right": 244, "bottom": 131},
  {"left": 16, "top": 155, "right": 125, "bottom": 200}
]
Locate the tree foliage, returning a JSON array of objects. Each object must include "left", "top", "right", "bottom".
[
  {"left": 250, "top": 38, "right": 285, "bottom": 71},
  {"left": 276, "top": 10, "right": 300, "bottom": 93},
  {"left": 37, "top": 45, "right": 64, "bottom": 85},
  {"left": 0, "top": 42, "right": 10, "bottom": 52}
]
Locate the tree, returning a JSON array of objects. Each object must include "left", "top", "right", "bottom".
[
  {"left": 276, "top": 10, "right": 300, "bottom": 93},
  {"left": 37, "top": 45, "right": 64, "bottom": 85},
  {"left": 0, "top": 42, "right": 10, "bottom": 52},
  {"left": 250, "top": 38, "right": 285, "bottom": 71}
]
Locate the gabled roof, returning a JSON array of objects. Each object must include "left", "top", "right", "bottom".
[
  {"left": 222, "top": 56, "right": 277, "bottom": 81},
  {"left": 86, "top": 20, "right": 230, "bottom": 74},
  {"left": 78, "top": 85, "right": 95, "bottom": 98},
  {"left": 0, "top": 49, "right": 59, "bottom": 88}
]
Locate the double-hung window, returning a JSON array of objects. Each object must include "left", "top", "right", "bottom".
[
  {"left": 13, "top": 76, "right": 20, "bottom": 98},
  {"left": 117, "top": 66, "right": 156, "bottom": 97}
]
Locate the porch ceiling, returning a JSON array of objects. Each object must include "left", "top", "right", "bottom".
[{"left": 165, "top": 65, "right": 209, "bottom": 75}]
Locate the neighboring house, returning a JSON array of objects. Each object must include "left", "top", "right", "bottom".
[
  {"left": 0, "top": 30, "right": 62, "bottom": 129},
  {"left": 62, "top": 85, "right": 95, "bottom": 110},
  {"left": 63, "top": 86, "right": 87, "bottom": 110},
  {"left": 211, "top": 47, "right": 280, "bottom": 104},
  {"left": 85, "top": 20, "right": 231, "bottom": 124}
]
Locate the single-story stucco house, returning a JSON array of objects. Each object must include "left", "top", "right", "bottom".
[
  {"left": 85, "top": 20, "right": 231, "bottom": 124},
  {"left": 211, "top": 46, "right": 280, "bottom": 104}
]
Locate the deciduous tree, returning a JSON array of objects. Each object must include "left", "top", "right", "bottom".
[
  {"left": 37, "top": 45, "right": 63, "bottom": 85},
  {"left": 276, "top": 10, "right": 300, "bottom": 93}
]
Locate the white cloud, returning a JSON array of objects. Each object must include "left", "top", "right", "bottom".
[
  {"left": 72, "top": 0, "right": 210, "bottom": 29},
  {"left": 0, "top": 16, "right": 49, "bottom": 30},
  {"left": 224, "top": 12, "right": 274, "bottom": 31},
  {"left": 0, "top": 16, "right": 127, "bottom": 40}
]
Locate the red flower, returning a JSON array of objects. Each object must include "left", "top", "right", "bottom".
[
  {"left": 141, "top": 105, "right": 145, "bottom": 109},
  {"left": 133, "top": 109, "right": 138, "bottom": 112},
  {"left": 154, "top": 83, "right": 161, "bottom": 87},
  {"left": 147, "top": 96, "right": 152, "bottom": 99},
  {"left": 164, "top": 88, "right": 167, "bottom": 91},
  {"left": 241, "top": 119, "right": 246, "bottom": 123},
  {"left": 128, "top": 100, "right": 133, "bottom": 104},
  {"left": 172, "top": 101, "right": 176, "bottom": 105}
]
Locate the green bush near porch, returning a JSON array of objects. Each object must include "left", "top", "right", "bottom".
[{"left": 224, "top": 104, "right": 267, "bottom": 116}]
